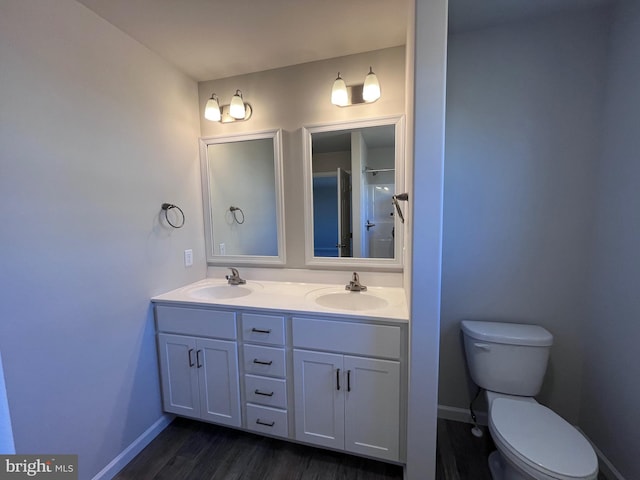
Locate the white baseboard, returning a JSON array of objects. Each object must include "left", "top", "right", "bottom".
[
  {"left": 576, "top": 427, "right": 627, "bottom": 480},
  {"left": 92, "top": 415, "right": 174, "bottom": 480},
  {"left": 437, "top": 404, "right": 488, "bottom": 426}
]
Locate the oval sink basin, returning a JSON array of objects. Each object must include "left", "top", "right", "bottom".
[
  {"left": 188, "top": 285, "right": 254, "bottom": 300},
  {"left": 312, "top": 291, "right": 389, "bottom": 311}
]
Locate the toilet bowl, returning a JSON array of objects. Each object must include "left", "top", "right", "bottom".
[
  {"left": 461, "top": 320, "right": 599, "bottom": 480},
  {"left": 486, "top": 393, "right": 598, "bottom": 480}
]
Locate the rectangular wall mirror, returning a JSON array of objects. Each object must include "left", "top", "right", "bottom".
[
  {"left": 302, "top": 116, "right": 405, "bottom": 270},
  {"left": 200, "top": 129, "right": 286, "bottom": 265}
]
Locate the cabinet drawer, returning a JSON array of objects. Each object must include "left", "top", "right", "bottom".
[
  {"left": 243, "top": 345, "right": 286, "bottom": 377},
  {"left": 156, "top": 306, "right": 236, "bottom": 339},
  {"left": 242, "top": 313, "right": 285, "bottom": 345},
  {"left": 245, "top": 375, "right": 287, "bottom": 409},
  {"left": 246, "top": 404, "right": 288, "bottom": 438},
  {"left": 292, "top": 317, "right": 400, "bottom": 359}
]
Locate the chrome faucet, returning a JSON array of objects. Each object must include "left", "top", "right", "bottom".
[
  {"left": 345, "top": 272, "right": 367, "bottom": 292},
  {"left": 225, "top": 267, "right": 246, "bottom": 285}
]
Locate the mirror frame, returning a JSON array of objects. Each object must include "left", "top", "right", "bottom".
[
  {"left": 302, "top": 115, "right": 405, "bottom": 270},
  {"left": 199, "top": 129, "right": 286, "bottom": 266}
]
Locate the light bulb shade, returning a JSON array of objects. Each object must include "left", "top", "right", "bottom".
[
  {"left": 229, "top": 90, "right": 246, "bottom": 119},
  {"left": 362, "top": 67, "right": 381, "bottom": 102},
  {"left": 204, "top": 94, "right": 221, "bottom": 121},
  {"left": 331, "top": 74, "right": 348, "bottom": 106}
]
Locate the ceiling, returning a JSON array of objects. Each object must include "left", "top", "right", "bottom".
[
  {"left": 76, "top": 0, "right": 614, "bottom": 83},
  {"left": 76, "top": 0, "right": 409, "bottom": 82}
]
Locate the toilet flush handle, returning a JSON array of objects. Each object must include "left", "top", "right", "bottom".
[{"left": 473, "top": 343, "right": 491, "bottom": 351}]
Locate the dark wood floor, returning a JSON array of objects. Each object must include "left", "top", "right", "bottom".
[
  {"left": 436, "top": 419, "right": 494, "bottom": 480},
  {"left": 114, "top": 418, "right": 498, "bottom": 480}
]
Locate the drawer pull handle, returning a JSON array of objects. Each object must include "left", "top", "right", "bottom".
[
  {"left": 253, "top": 359, "right": 273, "bottom": 366},
  {"left": 188, "top": 349, "right": 195, "bottom": 367},
  {"left": 255, "top": 389, "right": 274, "bottom": 397},
  {"left": 256, "top": 418, "right": 275, "bottom": 427},
  {"left": 347, "top": 369, "right": 351, "bottom": 392},
  {"left": 336, "top": 368, "right": 341, "bottom": 391},
  {"left": 251, "top": 327, "right": 272, "bottom": 334},
  {"left": 196, "top": 350, "right": 203, "bottom": 368}
]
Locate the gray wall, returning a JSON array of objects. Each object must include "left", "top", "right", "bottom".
[
  {"left": 442, "top": 3, "right": 640, "bottom": 476},
  {"left": 582, "top": 2, "right": 640, "bottom": 479},
  {"left": 0, "top": 1, "right": 204, "bottom": 478},
  {"left": 440, "top": 9, "right": 609, "bottom": 423}
]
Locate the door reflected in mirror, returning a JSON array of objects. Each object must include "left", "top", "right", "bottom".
[
  {"left": 200, "top": 130, "right": 286, "bottom": 265},
  {"left": 303, "top": 116, "right": 404, "bottom": 269}
]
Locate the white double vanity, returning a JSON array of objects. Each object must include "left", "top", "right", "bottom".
[
  {"left": 152, "top": 278, "right": 408, "bottom": 463},
  {"left": 155, "top": 110, "right": 409, "bottom": 463}
]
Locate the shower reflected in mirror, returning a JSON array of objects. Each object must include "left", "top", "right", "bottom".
[{"left": 303, "top": 116, "right": 405, "bottom": 269}]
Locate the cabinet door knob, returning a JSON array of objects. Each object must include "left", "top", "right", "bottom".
[
  {"left": 253, "top": 359, "right": 273, "bottom": 366},
  {"left": 188, "top": 348, "right": 195, "bottom": 367}
]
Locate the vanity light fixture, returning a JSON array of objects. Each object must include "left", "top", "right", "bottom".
[
  {"left": 331, "top": 73, "right": 348, "bottom": 106},
  {"left": 203, "top": 90, "right": 252, "bottom": 123},
  {"left": 229, "top": 90, "right": 246, "bottom": 119},
  {"left": 362, "top": 67, "right": 381, "bottom": 102},
  {"left": 331, "top": 67, "right": 381, "bottom": 107},
  {"left": 204, "top": 94, "right": 222, "bottom": 122}
]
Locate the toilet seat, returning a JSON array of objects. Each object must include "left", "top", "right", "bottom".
[{"left": 490, "top": 398, "right": 598, "bottom": 480}]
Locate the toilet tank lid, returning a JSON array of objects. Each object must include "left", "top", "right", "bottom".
[{"left": 461, "top": 320, "right": 553, "bottom": 346}]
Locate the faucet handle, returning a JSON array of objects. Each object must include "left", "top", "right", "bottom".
[
  {"left": 226, "top": 267, "right": 246, "bottom": 285},
  {"left": 346, "top": 271, "right": 366, "bottom": 292}
]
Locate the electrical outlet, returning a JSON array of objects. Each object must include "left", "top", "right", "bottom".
[
  {"left": 219, "top": 243, "right": 226, "bottom": 255},
  {"left": 184, "top": 249, "right": 193, "bottom": 267}
]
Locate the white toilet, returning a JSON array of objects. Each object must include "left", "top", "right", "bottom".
[{"left": 461, "top": 320, "right": 599, "bottom": 480}]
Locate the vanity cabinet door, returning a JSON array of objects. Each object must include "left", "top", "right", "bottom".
[
  {"left": 197, "top": 338, "right": 241, "bottom": 427},
  {"left": 343, "top": 356, "right": 400, "bottom": 462},
  {"left": 158, "top": 334, "right": 200, "bottom": 419},
  {"left": 293, "top": 349, "right": 344, "bottom": 450},
  {"left": 292, "top": 348, "right": 401, "bottom": 462},
  {"left": 157, "top": 334, "right": 241, "bottom": 427}
]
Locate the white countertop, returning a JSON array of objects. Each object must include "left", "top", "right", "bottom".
[{"left": 152, "top": 278, "right": 409, "bottom": 322}]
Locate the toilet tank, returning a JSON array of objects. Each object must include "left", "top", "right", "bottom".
[{"left": 461, "top": 320, "right": 553, "bottom": 397}]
